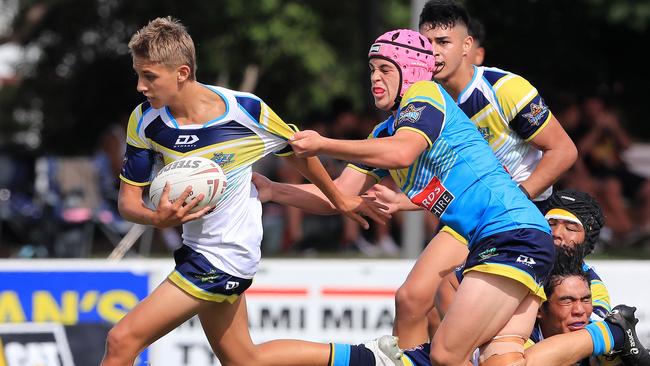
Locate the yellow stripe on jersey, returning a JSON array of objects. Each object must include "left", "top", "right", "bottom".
[
  {"left": 168, "top": 271, "right": 239, "bottom": 303},
  {"left": 591, "top": 280, "right": 612, "bottom": 312},
  {"left": 493, "top": 74, "right": 537, "bottom": 121},
  {"left": 149, "top": 135, "right": 265, "bottom": 173},
  {"left": 467, "top": 263, "right": 546, "bottom": 301},
  {"left": 398, "top": 126, "right": 433, "bottom": 147},
  {"left": 260, "top": 103, "right": 297, "bottom": 141},
  {"left": 473, "top": 103, "right": 509, "bottom": 151},
  {"left": 400, "top": 81, "right": 446, "bottom": 114},
  {"left": 119, "top": 174, "right": 150, "bottom": 187},
  {"left": 126, "top": 103, "right": 149, "bottom": 149},
  {"left": 440, "top": 225, "right": 469, "bottom": 245},
  {"left": 594, "top": 322, "right": 613, "bottom": 352}
]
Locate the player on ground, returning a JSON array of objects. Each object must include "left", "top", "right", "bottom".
[
  {"left": 259, "top": 28, "right": 558, "bottom": 366},
  {"left": 434, "top": 189, "right": 611, "bottom": 323},
  {"left": 397, "top": 246, "right": 650, "bottom": 366},
  {"left": 101, "top": 16, "right": 391, "bottom": 366}
]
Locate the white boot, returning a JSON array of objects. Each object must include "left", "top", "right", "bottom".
[{"left": 363, "top": 335, "right": 404, "bottom": 366}]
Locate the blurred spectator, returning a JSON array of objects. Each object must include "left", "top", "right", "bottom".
[
  {"left": 467, "top": 17, "right": 486, "bottom": 65},
  {"left": 562, "top": 95, "right": 650, "bottom": 244}
]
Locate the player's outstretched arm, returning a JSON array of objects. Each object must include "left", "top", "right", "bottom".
[
  {"left": 522, "top": 116, "right": 577, "bottom": 199},
  {"left": 366, "top": 180, "right": 422, "bottom": 213},
  {"left": 118, "top": 181, "right": 212, "bottom": 228},
  {"left": 284, "top": 155, "right": 390, "bottom": 229},
  {"left": 289, "top": 129, "right": 427, "bottom": 170}
]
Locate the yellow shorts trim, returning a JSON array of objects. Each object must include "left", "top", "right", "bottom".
[
  {"left": 440, "top": 225, "right": 468, "bottom": 246},
  {"left": 466, "top": 263, "right": 546, "bottom": 301},
  {"left": 168, "top": 270, "right": 239, "bottom": 304}
]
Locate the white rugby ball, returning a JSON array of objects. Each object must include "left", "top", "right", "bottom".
[{"left": 149, "top": 156, "right": 227, "bottom": 213}]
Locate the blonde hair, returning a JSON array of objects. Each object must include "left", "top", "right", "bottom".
[{"left": 128, "top": 16, "right": 197, "bottom": 80}]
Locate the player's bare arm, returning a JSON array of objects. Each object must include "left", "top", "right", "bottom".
[
  {"left": 366, "top": 182, "right": 422, "bottom": 213},
  {"left": 285, "top": 155, "right": 390, "bottom": 229},
  {"left": 523, "top": 116, "right": 577, "bottom": 199},
  {"left": 290, "top": 128, "right": 428, "bottom": 169},
  {"left": 118, "top": 181, "right": 211, "bottom": 228}
]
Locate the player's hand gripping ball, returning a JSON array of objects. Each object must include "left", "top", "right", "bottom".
[{"left": 149, "top": 156, "right": 227, "bottom": 213}]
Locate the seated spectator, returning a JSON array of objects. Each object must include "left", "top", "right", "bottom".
[{"left": 576, "top": 96, "right": 650, "bottom": 243}]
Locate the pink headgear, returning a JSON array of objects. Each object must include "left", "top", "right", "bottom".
[{"left": 368, "top": 29, "right": 435, "bottom": 99}]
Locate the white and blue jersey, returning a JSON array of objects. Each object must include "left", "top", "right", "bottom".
[{"left": 120, "top": 84, "right": 296, "bottom": 280}]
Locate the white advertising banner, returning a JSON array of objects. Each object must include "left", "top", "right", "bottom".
[{"left": 1, "top": 258, "right": 649, "bottom": 366}]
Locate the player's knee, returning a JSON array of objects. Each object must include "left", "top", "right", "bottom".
[
  {"left": 105, "top": 323, "right": 139, "bottom": 358},
  {"left": 478, "top": 336, "right": 526, "bottom": 366},
  {"left": 395, "top": 284, "right": 434, "bottom": 316},
  {"left": 428, "top": 341, "right": 458, "bottom": 366}
]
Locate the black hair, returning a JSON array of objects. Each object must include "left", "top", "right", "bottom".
[
  {"left": 418, "top": 0, "right": 470, "bottom": 31},
  {"left": 468, "top": 18, "right": 485, "bottom": 46},
  {"left": 544, "top": 189, "right": 605, "bottom": 255},
  {"left": 543, "top": 245, "right": 590, "bottom": 306}
]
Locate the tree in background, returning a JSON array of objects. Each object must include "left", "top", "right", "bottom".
[{"left": 0, "top": 0, "right": 649, "bottom": 155}]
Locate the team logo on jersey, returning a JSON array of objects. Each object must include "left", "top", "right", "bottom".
[
  {"left": 410, "top": 176, "right": 454, "bottom": 217},
  {"left": 211, "top": 152, "right": 235, "bottom": 167},
  {"left": 522, "top": 100, "right": 548, "bottom": 126},
  {"left": 478, "top": 127, "right": 493, "bottom": 142},
  {"left": 175, "top": 134, "right": 199, "bottom": 145},
  {"left": 398, "top": 103, "right": 426, "bottom": 125}
]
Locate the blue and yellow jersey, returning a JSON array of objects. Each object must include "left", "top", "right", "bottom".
[
  {"left": 120, "top": 84, "right": 296, "bottom": 278},
  {"left": 351, "top": 81, "right": 549, "bottom": 246},
  {"left": 584, "top": 262, "right": 611, "bottom": 318},
  {"left": 458, "top": 66, "right": 553, "bottom": 200}
]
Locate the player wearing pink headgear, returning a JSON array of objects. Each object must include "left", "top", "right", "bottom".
[
  {"left": 255, "top": 27, "right": 557, "bottom": 366},
  {"left": 367, "top": 29, "right": 435, "bottom": 107}
]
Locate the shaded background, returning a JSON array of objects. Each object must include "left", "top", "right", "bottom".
[
  {"left": 1, "top": 0, "right": 649, "bottom": 155},
  {"left": 1, "top": 0, "right": 649, "bottom": 258}
]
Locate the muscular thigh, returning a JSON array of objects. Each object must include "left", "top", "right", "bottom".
[
  {"left": 402, "top": 231, "right": 468, "bottom": 295},
  {"left": 432, "top": 272, "right": 531, "bottom": 358},
  {"left": 199, "top": 295, "right": 256, "bottom": 364}
]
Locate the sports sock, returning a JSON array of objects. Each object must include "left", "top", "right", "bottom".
[
  {"left": 585, "top": 321, "right": 625, "bottom": 356},
  {"left": 329, "top": 343, "right": 377, "bottom": 366}
]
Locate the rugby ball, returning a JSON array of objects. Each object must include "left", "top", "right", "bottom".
[{"left": 149, "top": 156, "right": 227, "bottom": 213}]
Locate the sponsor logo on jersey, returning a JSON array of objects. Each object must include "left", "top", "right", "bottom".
[
  {"left": 478, "top": 247, "right": 498, "bottom": 261},
  {"left": 226, "top": 281, "right": 240, "bottom": 290},
  {"left": 211, "top": 152, "right": 235, "bottom": 167},
  {"left": 175, "top": 134, "right": 199, "bottom": 145},
  {"left": 516, "top": 255, "right": 537, "bottom": 267},
  {"left": 522, "top": 100, "right": 548, "bottom": 126},
  {"left": 398, "top": 103, "right": 426, "bottom": 125},
  {"left": 410, "top": 176, "right": 454, "bottom": 217}
]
